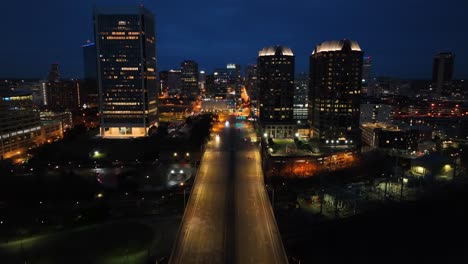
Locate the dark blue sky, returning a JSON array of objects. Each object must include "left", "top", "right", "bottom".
[{"left": 1, "top": 0, "right": 467, "bottom": 79}]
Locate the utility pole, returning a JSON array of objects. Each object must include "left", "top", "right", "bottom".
[{"left": 400, "top": 177, "right": 404, "bottom": 201}]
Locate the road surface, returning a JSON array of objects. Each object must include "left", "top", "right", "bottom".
[{"left": 169, "top": 117, "right": 288, "bottom": 264}]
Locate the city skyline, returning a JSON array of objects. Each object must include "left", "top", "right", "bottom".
[{"left": 1, "top": 0, "right": 468, "bottom": 79}]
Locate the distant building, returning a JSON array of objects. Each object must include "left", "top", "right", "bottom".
[
  {"left": 199, "top": 70, "right": 206, "bottom": 97},
  {"left": 432, "top": 52, "right": 454, "bottom": 97},
  {"left": 167, "top": 69, "right": 181, "bottom": 95},
  {"left": 46, "top": 64, "right": 80, "bottom": 111},
  {"left": 258, "top": 46, "right": 295, "bottom": 138},
  {"left": 213, "top": 68, "right": 229, "bottom": 97},
  {"left": 159, "top": 70, "right": 169, "bottom": 96},
  {"left": 360, "top": 123, "right": 419, "bottom": 151},
  {"left": 309, "top": 39, "right": 363, "bottom": 147},
  {"left": 294, "top": 72, "right": 308, "bottom": 122},
  {"left": 205, "top": 74, "right": 215, "bottom": 97},
  {"left": 94, "top": 5, "right": 158, "bottom": 138},
  {"left": 362, "top": 56, "right": 372, "bottom": 81},
  {"left": 245, "top": 64, "right": 258, "bottom": 101},
  {"left": 180, "top": 60, "right": 199, "bottom": 100},
  {"left": 82, "top": 42, "right": 98, "bottom": 108},
  {"left": 226, "top": 63, "right": 241, "bottom": 95},
  {"left": 360, "top": 103, "right": 392, "bottom": 125}
]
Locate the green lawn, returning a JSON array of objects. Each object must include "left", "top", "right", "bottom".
[{"left": 0, "top": 221, "right": 157, "bottom": 264}]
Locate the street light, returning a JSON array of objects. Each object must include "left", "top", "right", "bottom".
[{"left": 264, "top": 133, "right": 268, "bottom": 138}]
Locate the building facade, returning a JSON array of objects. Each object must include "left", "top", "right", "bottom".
[
  {"left": 82, "top": 42, "right": 99, "bottom": 108},
  {"left": 360, "top": 103, "right": 392, "bottom": 125},
  {"left": 294, "top": 72, "right": 308, "bottom": 122},
  {"left": 432, "top": 52, "right": 454, "bottom": 97},
  {"left": 0, "top": 91, "right": 42, "bottom": 159},
  {"left": 180, "top": 60, "right": 199, "bottom": 100},
  {"left": 94, "top": 5, "right": 158, "bottom": 138},
  {"left": 309, "top": 40, "right": 363, "bottom": 147},
  {"left": 258, "top": 46, "right": 295, "bottom": 138}
]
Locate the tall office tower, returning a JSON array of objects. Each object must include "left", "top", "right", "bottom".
[
  {"left": 361, "top": 56, "right": 372, "bottom": 95},
  {"left": 294, "top": 72, "right": 308, "bottom": 122},
  {"left": 45, "top": 63, "right": 59, "bottom": 108},
  {"left": 257, "top": 46, "right": 295, "bottom": 138},
  {"left": 225, "top": 63, "right": 242, "bottom": 95},
  {"left": 198, "top": 71, "right": 206, "bottom": 97},
  {"left": 48, "top": 63, "right": 60, "bottom": 82},
  {"left": 432, "top": 52, "right": 454, "bottom": 97},
  {"left": 180, "top": 60, "right": 199, "bottom": 100},
  {"left": 213, "top": 68, "right": 229, "bottom": 97},
  {"left": 159, "top": 70, "right": 169, "bottom": 96},
  {"left": 167, "top": 69, "right": 181, "bottom": 95},
  {"left": 82, "top": 41, "right": 98, "bottom": 108},
  {"left": 309, "top": 39, "right": 363, "bottom": 147},
  {"left": 245, "top": 64, "right": 257, "bottom": 99},
  {"left": 94, "top": 6, "right": 158, "bottom": 138},
  {"left": 205, "top": 74, "right": 215, "bottom": 97},
  {"left": 362, "top": 56, "right": 372, "bottom": 82}
]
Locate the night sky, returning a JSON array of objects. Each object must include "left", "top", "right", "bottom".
[{"left": 1, "top": 0, "right": 467, "bottom": 79}]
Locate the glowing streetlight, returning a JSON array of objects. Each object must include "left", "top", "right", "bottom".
[
  {"left": 173, "top": 152, "right": 178, "bottom": 157},
  {"left": 264, "top": 133, "right": 268, "bottom": 138},
  {"left": 179, "top": 170, "right": 184, "bottom": 174}
]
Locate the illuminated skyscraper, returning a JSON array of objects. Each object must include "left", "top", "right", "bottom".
[
  {"left": 257, "top": 46, "right": 295, "bottom": 138},
  {"left": 309, "top": 39, "right": 363, "bottom": 147},
  {"left": 94, "top": 6, "right": 158, "bottom": 138},
  {"left": 294, "top": 72, "right": 308, "bottom": 121},
  {"left": 180, "top": 60, "right": 199, "bottom": 100}
]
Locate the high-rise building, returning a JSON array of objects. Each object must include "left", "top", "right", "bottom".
[
  {"left": 180, "top": 60, "right": 199, "bottom": 100},
  {"left": 213, "top": 68, "right": 229, "bottom": 97},
  {"left": 362, "top": 56, "right": 372, "bottom": 82},
  {"left": 294, "top": 72, "right": 308, "bottom": 122},
  {"left": 82, "top": 41, "right": 98, "bottom": 108},
  {"left": 159, "top": 70, "right": 169, "bottom": 96},
  {"left": 205, "top": 74, "right": 215, "bottom": 97},
  {"left": 245, "top": 64, "right": 257, "bottom": 101},
  {"left": 94, "top": 5, "right": 158, "bottom": 138},
  {"left": 257, "top": 46, "right": 295, "bottom": 138},
  {"left": 167, "top": 69, "right": 181, "bottom": 95},
  {"left": 199, "top": 71, "right": 206, "bottom": 97},
  {"left": 225, "top": 63, "right": 242, "bottom": 95},
  {"left": 432, "top": 52, "right": 454, "bottom": 96},
  {"left": 309, "top": 39, "right": 363, "bottom": 147}
]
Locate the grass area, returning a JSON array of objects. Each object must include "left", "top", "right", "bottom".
[{"left": 0, "top": 221, "right": 156, "bottom": 264}]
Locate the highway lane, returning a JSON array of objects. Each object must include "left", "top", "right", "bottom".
[
  {"left": 169, "top": 117, "right": 288, "bottom": 264},
  {"left": 234, "top": 123, "right": 288, "bottom": 264}
]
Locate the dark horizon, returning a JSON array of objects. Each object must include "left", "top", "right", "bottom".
[{"left": 1, "top": 0, "right": 467, "bottom": 79}]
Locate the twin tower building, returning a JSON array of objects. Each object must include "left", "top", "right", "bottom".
[
  {"left": 94, "top": 6, "right": 363, "bottom": 147},
  {"left": 258, "top": 40, "right": 363, "bottom": 147}
]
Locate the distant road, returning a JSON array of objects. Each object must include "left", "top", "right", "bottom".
[{"left": 169, "top": 117, "right": 288, "bottom": 264}]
